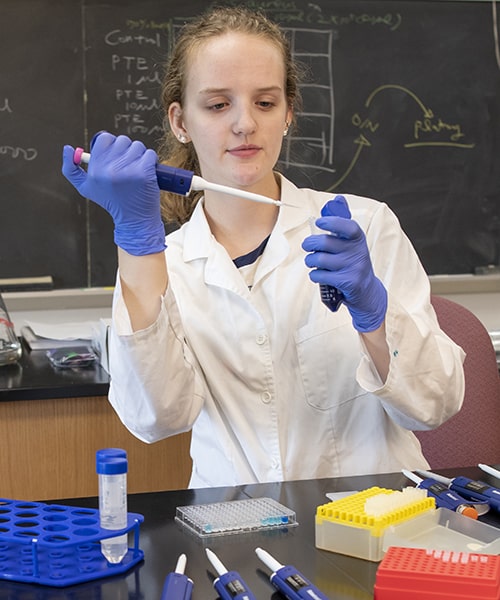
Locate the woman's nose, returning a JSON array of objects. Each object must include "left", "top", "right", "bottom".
[{"left": 232, "top": 105, "right": 257, "bottom": 136}]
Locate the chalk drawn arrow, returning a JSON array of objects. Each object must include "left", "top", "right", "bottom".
[
  {"left": 327, "top": 134, "right": 371, "bottom": 191},
  {"left": 365, "top": 84, "right": 433, "bottom": 118}
]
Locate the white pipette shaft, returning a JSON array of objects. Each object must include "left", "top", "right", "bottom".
[
  {"left": 76, "top": 150, "right": 298, "bottom": 209},
  {"left": 478, "top": 463, "right": 500, "bottom": 480},
  {"left": 255, "top": 547, "right": 283, "bottom": 573},
  {"left": 205, "top": 548, "right": 228, "bottom": 576}
]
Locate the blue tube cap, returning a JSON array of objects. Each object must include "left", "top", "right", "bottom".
[
  {"left": 96, "top": 448, "right": 127, "bottom": 470},
  {"left": 96, "top": 456, "right": 128, "bottom": 475}
]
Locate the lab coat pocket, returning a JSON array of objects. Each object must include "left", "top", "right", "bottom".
[{"left": 295, "top": 313, "right": 366, "bottom": 410}]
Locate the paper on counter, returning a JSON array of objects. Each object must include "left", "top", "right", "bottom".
[{"left": 25, "top": 320, "right": 97, "bottom": 341}]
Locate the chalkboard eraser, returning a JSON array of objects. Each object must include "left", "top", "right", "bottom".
[
  {"left": 474, "top": 265, "right": 500, "bottom": 275},
  {"left": 0, "top": 276, "right": 54, "bottom": 292}
]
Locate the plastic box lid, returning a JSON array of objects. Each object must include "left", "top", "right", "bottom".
[{"left": 382, "top": 507, "right": 500, "bottom": 555}]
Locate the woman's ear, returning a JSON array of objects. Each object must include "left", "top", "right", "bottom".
[{"left": 168, "top": 102, "right": 190, "bottom": 143}]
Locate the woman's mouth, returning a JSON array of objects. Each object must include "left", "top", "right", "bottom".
[{"left": 227, "top": 144, "right": 261, "bottom": 158}]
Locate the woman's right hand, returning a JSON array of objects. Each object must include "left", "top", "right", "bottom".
[{"left": 62, "top": 132, "right": 166, "bottom": 256}]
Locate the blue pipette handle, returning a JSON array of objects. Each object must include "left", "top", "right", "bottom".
[
  {"left": 214, "top": 571, "right": 256, "bottom": 600},
  {"left": 161, "top": 572, "right": 193, "bottom": 600},
  {"left": 156, "top": 164, "right": 193, "bottom": 195},
  {"left": 161, "top": 554, "right": 193, "bottom": 600},
  {"left": 417, "top": 478, "right": 478, "bottom": 518},
  {"left": 319, "top": 286, "right": 344, "bottom": 312},
  {"left": 449, "top": 476, "right": 500, "bottom": 512}
]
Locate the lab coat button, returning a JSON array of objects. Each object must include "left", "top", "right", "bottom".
[
  {"left": 256, "top": 333, "right": 267, "bottom": 345},
  {"left": 261, "top": 391, "right": 272, "bottom": 404}
]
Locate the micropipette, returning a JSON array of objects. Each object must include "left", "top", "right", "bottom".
[
  {"left": 205, "top": 548, "right": 256, "bottom": 600},
  {"left": 73, "top": 148, "right": 299, "bottom": 209},
  {"left": 402, "top": 469, "right": 487, "bottom": 518},
  {"left": 160, "top": 554, "right": 193, "bottom": 600},
  {"left": 255, "top": 547, "right": 330, "bottom": 600},
  {"left": 416, "top": 469, "right": 500, "bottom": 513},
  {"left": 478, "top": 464, "right": 500, "bottom": 481}
]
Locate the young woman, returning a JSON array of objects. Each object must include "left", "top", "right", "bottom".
[{"left": 62, "top": 6, "right": 465, "bottom": 488}]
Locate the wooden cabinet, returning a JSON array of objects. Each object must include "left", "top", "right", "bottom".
[{"left": 0, "top": 395, "right": 192, "bottom": 501}]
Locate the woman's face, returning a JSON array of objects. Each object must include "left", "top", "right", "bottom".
[{"left": 170, "top": 32, "right": 292, "bottom": 195}]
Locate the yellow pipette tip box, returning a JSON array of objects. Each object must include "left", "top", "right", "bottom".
[{"left": 315, "top": 486, "right": 435, "bottom": 562}]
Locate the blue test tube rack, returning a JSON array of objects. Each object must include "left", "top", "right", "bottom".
[{"left": 0, "top": 497, "right": 144, "bottom": 587}]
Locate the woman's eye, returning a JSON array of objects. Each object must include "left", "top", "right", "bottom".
[{"left": 209, "top": 102, "right": 227, "bottom": 111}]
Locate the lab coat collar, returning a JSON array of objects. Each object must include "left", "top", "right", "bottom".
[
  {"left": 182, "top": 174, "right": 311, "bottom": 263},
  {"left": 181, "top": 174, "right": 312, "bottom": 291}
]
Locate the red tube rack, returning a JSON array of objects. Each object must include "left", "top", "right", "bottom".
[{"left": 374, "top": 546, "right": 500, "bottom": 600}]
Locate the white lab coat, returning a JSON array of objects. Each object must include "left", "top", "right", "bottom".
[{"left": 108, "top": 175, "right": 465, "bottom": 488}]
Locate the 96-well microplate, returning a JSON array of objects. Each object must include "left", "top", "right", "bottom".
[{"left": 175, "top": 497, "right": 298, "bottom": 537}]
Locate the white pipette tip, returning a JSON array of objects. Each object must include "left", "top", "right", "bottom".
[
  {"left": 401, "top": 469, "right": 421, "bottom": 485},
  {"left": 205, "top": 548, "right": 228, "bottom": 576},
  {"left": 255, "top": 547, "right": 283, "bottom": 572},
  {"left": 175, "top": 553, "right": 187, "bottom": 574},
  {"left": 478, "top": 463, "right": 500, "bottom": 480}
]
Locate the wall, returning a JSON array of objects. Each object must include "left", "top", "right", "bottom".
[{"left": 1, "top": 0, "right": 499, "bottom": 288}]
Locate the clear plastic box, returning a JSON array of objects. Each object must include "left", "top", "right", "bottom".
[{"left": 382, "top": 507, "right": 500, "bottom": 555}]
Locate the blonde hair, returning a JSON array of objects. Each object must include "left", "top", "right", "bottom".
[{"left": 158, "top": 5, "right": 303, "bottom": 224}]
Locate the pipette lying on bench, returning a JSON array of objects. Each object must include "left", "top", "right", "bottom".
[
  {"left": 417, "top": 469, "right": 500, "bottom": 513},
  {"left": 402, "top": 470, "right": 488, "bottom": 518},
  {"left": 255, "top": 547, "right": 330, "bottom": 600},
  {"left": 160, "top": 554, "right": 193, "bottom": 600}
]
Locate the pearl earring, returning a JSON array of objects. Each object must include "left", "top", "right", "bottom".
[
  {"left": 283, "top": 122, "right": 290, "bottom": 137},
  {"left": 178, "top": 133, "right": 188, "bottom": 143}
]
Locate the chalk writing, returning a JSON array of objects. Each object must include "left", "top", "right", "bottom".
[
  {"left": 414, "top": 116, "right": 467, "bottom": 144},
  {"left": 0, "top": 98, "right": 12, "bottom": 113},
  {"left": 99, "top": 21, "right": 167, "bottom": 140},
  {"left": 232, "top": 0, "right": 402, "bottom": 30},
  {"left": 364, "top": 84, "right": 475, "bottom": 149},
  {"left": 125, "top": 19, "right": 171, "bottom": 32},
  {"left": 105, "top": 29, "right": 161, "bottom": 47},
  {"left": 325, "top": 84, "right": 476, "bottom": 190},
  {"left": 0, "top": 146, "right": 37, "bottom": 161}
]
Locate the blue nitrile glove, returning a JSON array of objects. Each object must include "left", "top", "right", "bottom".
[
  {"left": 62, "top": 132, "right": 166, "bottom": 256},
  {"left": 302, "top": 195, "right": 388, "bottom": 332}
]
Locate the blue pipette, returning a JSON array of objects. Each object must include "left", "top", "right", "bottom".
[
  {"left": 73, "top": 148, "right": 299, "bottom": 209},
  {"left": 255, "top": 547, "right": 330, "bottom": 600},
  {"left": 160, "top": 554, "right": 193, "bottom": 600},
  {"left": 206, "top": 548, "right": 256, "bottom": 600},
  {"left": 417, "top": 469, "right": 500, "bottom": 513},
  {"left": 402, "top": 470, "right": 488, "bottom": 518}
]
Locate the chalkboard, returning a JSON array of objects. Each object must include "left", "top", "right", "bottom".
[{"left": 1, "top": 0, "right": 499, "bottom": 288}]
